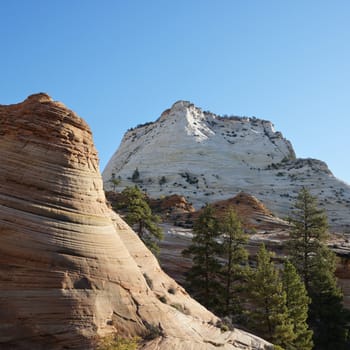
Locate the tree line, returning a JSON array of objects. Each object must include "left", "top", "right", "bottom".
[{"left": 182, "top": 188, "right": 350, "bottom": 350}]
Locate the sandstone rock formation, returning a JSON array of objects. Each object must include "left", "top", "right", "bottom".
[
  {"left": 103, "top": 100, "right": 350, "bottom": 232},
  {"left": 0, "top": 94, "right": 271, "bottom": 349}
]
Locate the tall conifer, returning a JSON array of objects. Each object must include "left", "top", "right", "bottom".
[
  {"left": 282, "top": 261, "right": 313, "bottom": 350},
  {"left": 248, "top": 245, "right": 294, "bottom": 348},
  {"left": 182, "top": 204, "right": 222, "bottom": 311},
  {"left": 219, "top": 207, "right": 249, "bottom": 318},
  {"left": 288, "top": 187, "right": 350, "bottom": 349}
]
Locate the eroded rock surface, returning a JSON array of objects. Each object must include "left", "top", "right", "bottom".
[
  {"left": 0, "top": 94, "right": 271, "bottom": 349},
  {"left": 103, "top": 100, "right": 350, "bottom": 232}
]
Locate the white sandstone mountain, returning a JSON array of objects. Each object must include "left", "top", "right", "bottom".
[{"left": 103, "top": 101, "right": 350, "bottom": 232}]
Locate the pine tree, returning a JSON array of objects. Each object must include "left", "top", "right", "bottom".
[
  {"left": 219, "top": 207, "right": 249, "bottom": 318},
  {"left": 288, "top": 187, "right": 350, "bottom": 349},
  {"left": 288, "top": 187, "right": 328, "bottom": 291},
  {"left": 248, "top": 244, "right": 294, "bottom": 348},
  {"left": 182, "top": 204, "right": 222, "bottom": 312},
  {"left": 308, "top": 245, "right": 350, "bottom": 349},
  {"left": 119, "top": 186, "right": 163, "bottom": 254},
  {"left": 282, "top": 261, "right": 313, "bottom": 350}
]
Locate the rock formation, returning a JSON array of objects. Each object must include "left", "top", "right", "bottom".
[
  {"left": 0, "top": 94, "right": 271, "bottom": 349},
  {"left": 103, "top": 100, "right": 350, "bottom": 232}
]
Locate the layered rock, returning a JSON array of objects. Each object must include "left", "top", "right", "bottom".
[
  {"left": 0, "top": 94, "right": 271, "bottom": 349},
  {"left": 103, "top": 101, "right": 350, "bottom": 232}
]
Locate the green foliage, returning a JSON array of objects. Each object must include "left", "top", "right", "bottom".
[
  {"left": 109, "top": 173, "right": 121, "bottom": 191},
  {"left": 248, "top": 245, "right": 294, "bottom": 348},
  {"left": 159, "top": 176, "right": 167, "bottom": 185},
  {"left": 97, "top": 335, "right": 139, "bottom": 350},
  {"left": 288, "top": 187, "right": 350, "bottom": 349},
  {"left": 282, "top": 261, "right": 313, "bottom": 350},
  {"left": 120, "top": 186, "right": 163, "bottom": 255},
  {"left": 287, "top": 187, "right": 328, "bottom": 291},
  {"left": 170, "top": 303, "right": 190, "bottom": 315},
  {"left": 219, "top": 207, "right": 249, "bottom": 318},
  {"left": 131, "top": 168, "right": 140, "bottom": 182},
  {"left": 307, "top": 246, "right": 350, "bottom": 349},
  {"left": 144, "top": 323, "right": 164, "bottom": 340},
  {"left": 182, "top": 204, "right": 222, "bottom": 311}
]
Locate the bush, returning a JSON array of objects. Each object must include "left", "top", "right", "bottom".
[
  {"left": 97, "top": 335, "right": 139, "bottom": 350},
  {"left": 170, "top": 303, "right": 190, "bottom": 315},
  {"left": 144, "top": 323, "right": 164, "bottom": 340},
  {"left": 159, "top": 176, "right": 167, "bottom": 185},
  {"left": 132, "top": 168, "right": 140, "bottom": 182}
]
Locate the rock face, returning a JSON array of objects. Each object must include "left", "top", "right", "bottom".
[
  {"left": 0, "top": 94, "right": 271, "bottom": 349},
  {"left": 103, "top": 100, "right": 350, "bottom": 232}
]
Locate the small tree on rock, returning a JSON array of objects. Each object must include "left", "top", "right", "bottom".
[
  {"left": 120, "top": 186, "right": 163, "bottom": 255},
  {"left": 132, "top": 168, "right": 140, "bottom": 182}
]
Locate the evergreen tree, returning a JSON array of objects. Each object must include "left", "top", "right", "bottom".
[
  {"left": 288, "top": 187, "right": 350, "bottom": 349},
  {"left": 182, "top": 204, "right": 222, "bottom": 312},
  {"left": 248, "top": 244, "right": 294, "bottom": 348},
  {"left": 119, "top": 186, "right": 163, "bottom": 254},
  {"left": 288, "top": 187, "right": 328, "bottom": 291},
  {"left": 131, "top": 168, "right": 140, "bottom": 182},
  {"left": 308, "top": 245, "right": 350, "bottom": 349},
  {"left": 219, "top": 207, "right": 249, "bottom": 318},
  {"left": 282, "top": 261, "right": 313, "bottom": 350}
]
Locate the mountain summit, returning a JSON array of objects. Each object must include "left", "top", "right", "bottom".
[{"left": 103, "top": 101, "right": 350, "bottom": 232}]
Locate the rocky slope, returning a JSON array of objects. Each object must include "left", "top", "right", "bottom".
[
  {"left": 103, "top": 101, "right": 350, "bottom": 232},
  {"left": 0, "top": 94, "right": 271, "bottom": 349}
]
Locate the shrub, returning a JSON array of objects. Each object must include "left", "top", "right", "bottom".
[
  {"left": 144, "top": 323, "right": 164, "bottom": 340},
  {"left": 132, "top": 168, "right": 140, "bottom": 182},
  {"left": 159, "top": 176, "right": 167, "bottom": 185},
  {"left": 97, "top": 335, "right": 139, "bottom": 350}
]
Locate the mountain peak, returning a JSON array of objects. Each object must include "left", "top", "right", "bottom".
[
  {"left": 171, "top": 100, "right": 193, "bottom": 110},
  {"left": 103, "top": 102, "right": 350, "bottom": 232}
]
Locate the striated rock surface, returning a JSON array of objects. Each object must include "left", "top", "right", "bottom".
[
  {"left": 0, "top": 94, "right": 271, "bottom": 349},
  {"left": 103, "top": 100, "right": 350, "bottom": 232}
]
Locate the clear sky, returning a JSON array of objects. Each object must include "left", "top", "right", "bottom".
[{"left": 1, "top": 0, "right": 349, "bottom": 184}]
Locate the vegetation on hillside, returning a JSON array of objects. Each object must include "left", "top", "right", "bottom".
[
  {"left": 182, "top": 188, "right": 350, "bottom": 349},
  {"left": 287, "top": 187, "right": 350, "bottom": 349}
]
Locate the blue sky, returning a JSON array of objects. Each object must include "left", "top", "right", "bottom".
[{"left": 1, "top": 0, "right": 349, "bottom": 184}]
